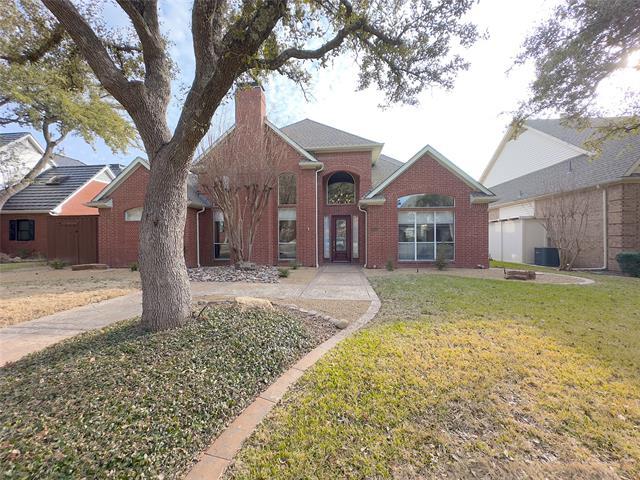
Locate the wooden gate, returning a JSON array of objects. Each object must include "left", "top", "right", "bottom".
[{"left": 48, "top": 216, "right": 98, "bottom": 265}]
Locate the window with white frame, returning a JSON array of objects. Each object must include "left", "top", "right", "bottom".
[
  {"left": 278, "top": 208, "right": 296, "bottom": 260},
  {"left": 213, "top": 210, "right": 229, "bottom": 260},
  {"left": 124, "top": 207, "right": 143, "bottom": 221},
  {"left": 398, "top": 210, "right": 454, "bottom": 261}
]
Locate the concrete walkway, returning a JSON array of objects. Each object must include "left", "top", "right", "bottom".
[{"left": 0, "top": 265, "right": 372, "bottom": 366}]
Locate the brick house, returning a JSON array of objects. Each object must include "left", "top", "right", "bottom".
[
  {"left": 89, "top": 84, "right": 492, "bottom": 269},
  {"left": 1, "top": 163, "right": 116, "bottom": 264},
  {"left": 481, "top": 119, "right": 640, "bottom": 270}
]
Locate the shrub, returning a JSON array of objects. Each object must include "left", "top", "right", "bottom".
[
  {"left": 278, "top": 267, "right": 290, "bottom": 278},
  {"left": 616, "top": 252, "right": 640, "bottom": 277},
  {"left": 48, "top": 259, "right": 68, "bottom": 270},
  {"left": 129, "top": 262, "right": 138, "bottom": 272},
  {"left": 435, "top": 255, "right": 448, "bottom": 271},
  {"left": 386, "top": 260, "right": 394, "bottom": 271},
  {"left": 17, "top": 248, "right": 33, "bottom": 259},
  {"left": 291, "top": 262, "right": 299, "bottom": 270}
]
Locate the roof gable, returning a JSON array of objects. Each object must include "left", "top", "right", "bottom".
[
  {"left": 366, "top": 145, "right": 493, "bottom": 198},
  {"left": 2, "top": 165, "right": 111, "bottom": 212}
]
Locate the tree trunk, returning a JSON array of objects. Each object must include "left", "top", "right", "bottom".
[{"left": 138, "top": 148, "right": 192, "bottom": 331}]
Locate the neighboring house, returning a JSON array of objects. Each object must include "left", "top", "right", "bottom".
[
  {"left": 0, "top": 132, "right": 46, "bottom": 190},
  {"left": 481, "top": 118, "right": 640, "bottom": 270},
  {"left": 87, "top": 157, "right": 210, "bottom": 268},
  {"left": 1, "top": 165, "right": 115, "bottom": 264},
  {"left": 88, "top": 83, "right": 493, "bottom": 269}
]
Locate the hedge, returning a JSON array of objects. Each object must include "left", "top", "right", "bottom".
[{"left": 616, "top": 251, "right": 640, "bottom": 277}]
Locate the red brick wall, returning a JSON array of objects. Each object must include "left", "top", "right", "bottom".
[
  {"left": 365, "top": 153, "right": 489, "bottom": 269},
  {"left": 97, "top": 165, "right": 206, "bottom": 268},
  {"left": 0, "top": 213, "right": 50, "bottom": 258},
  {"left": 608, "top": 182, "right": 640, "bottom": 271}
]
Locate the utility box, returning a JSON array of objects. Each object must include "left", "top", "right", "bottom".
[{"left": 534, "top": 247, "right": 560, "bottom": 267}]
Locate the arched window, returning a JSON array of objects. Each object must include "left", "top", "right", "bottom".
[
  {"left": 397, "top": 194, "right": 454, "bottom": 208},
  {"left": 397, "top": 194, "right": 454, "bottom": 262},
  {"left": 124, "top": 207, "right": 143, "bottom": 222},
  {"left": 278, "top": 172, "right": 297, "bottom": 205},
  {"left": 327, "top": 171, "right": 355, "bottom": 205}
]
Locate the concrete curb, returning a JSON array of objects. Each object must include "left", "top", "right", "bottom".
[{"left": 185, "top": 283, "right": 381, "bottom": 480}]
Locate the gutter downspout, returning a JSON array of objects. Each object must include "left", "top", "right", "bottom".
[
  {"left": 358, "top": 203, "right": 368, "bottom": 268},
  {"left": 315, "top": 162, "right": 325, "bottom": 268},
  {"left": 196, "top": 206, "right": 205, "bottom": 267}
]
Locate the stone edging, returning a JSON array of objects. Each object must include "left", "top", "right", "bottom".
[{"left": 185, "top": 284, "right": 381, "bottom": 480}]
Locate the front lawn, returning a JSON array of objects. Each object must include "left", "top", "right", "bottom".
[
  {"left": 0, "top": 304, "right": 335, "bottom": 478},
  {"left": 0, "top": 267, "right": 139, "bottom": 326},
  {"left": 228, "top": 273, "right": 640, "bottom": 479}
]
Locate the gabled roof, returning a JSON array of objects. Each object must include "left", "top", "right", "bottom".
[
  {"left": 366, "top": 145, "right": 494, "bottom": 199},
  {"left": 265, "top": 120, "right": 317, "bottom": 162},
  {"left": 485, "top": 118, "right": 640, "bottom": 206},
  {"left": 0, "top": 131, "right": 44, "bottom": 154},
  {"left": 0, "top": 132, "right": 29, "bottom": 147},
  {"left": 51, "top": 154, "right": 85, "bottom": 167},
  {"left": 280, "top": 118, "right": 384, "bottom": 153},
  {"left": 90, "top": 157, "right": 210, "bottom": 208},
  {"left": 2, "top": 165, "right": 111, "bottom": 212},
  {"left": 371, "top": 154, "right": 403, "bottom": 188}
]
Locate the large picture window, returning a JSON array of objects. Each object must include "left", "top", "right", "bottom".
[
  {"left": 213, "top": 211, "right": 229, "bottom": 260},
  {"left": 327, "top": 172, "right": 355, "bottom": 205},
  {"left": 9, "top": 219, "right": 35, "bottom": 241},
  {"left": 398, "top": 211, "right": 454, "bottom": 261},
  {"left": 278, "top": 173, "right": 296, "bottom": 206},
  {"left": 278, "top": 208, "right": 296, "bottom": 260}
]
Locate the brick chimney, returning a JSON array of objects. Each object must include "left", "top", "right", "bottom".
[{"left": 235, "top": 82, "right": 266, "bottom": 130}]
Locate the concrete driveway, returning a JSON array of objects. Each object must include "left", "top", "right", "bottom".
[{"left": 0, "top": 265, "right": 373, "bottom": 366}]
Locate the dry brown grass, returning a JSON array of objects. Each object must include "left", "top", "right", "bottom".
[{"left": 0, "top": 267, "right": 139, "bottom": 327}]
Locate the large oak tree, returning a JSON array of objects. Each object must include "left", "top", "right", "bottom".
[
  {"left": 0, "top": 0, "right": 137, "bottom": 209},
  {"left": 515, "top": 0, "right": 640, "bottom": 147},
  {"left": 41, "top": 0, "right": 479, "bottom": 331}
]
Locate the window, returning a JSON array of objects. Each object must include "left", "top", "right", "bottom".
[
  {"left": 323, "top": 215, "right": 330, "bottom": 259},
  {"left": 213, "top": 211, "right": 229, "bottom": 260},
  {"left": 398, "top": 211, "right": 454, "bottom": 261},
  {"left": 9, "top": 219, "right": 35, "bottom": 241},
  {"left": 352, "top": 215, "right": 359, "bottom": 259},
  {"left": 278, "top": 173, "right": 297, "bottom": 205},
  {"left": 397, "top": 194, "right": 454, "bottom": 208},
  {"left": 278, "top": 209, "right": 296, "bottom": 260},
  {"left": 327, "top": 172, "right": 355, "bottom": 204},
  {"left": 124, "top": 207, "right": 143, "bottom": 221}
]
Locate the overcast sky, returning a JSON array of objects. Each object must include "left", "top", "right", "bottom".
[{"left": 3, "top": 0, "right": 632, "bottom": 180}]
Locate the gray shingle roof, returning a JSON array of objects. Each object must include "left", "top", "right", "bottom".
[
  {"left": 280, "top": 119, "right": 382, "bottom": 150},
  {"left": 0, "top": 132, "right": 30, "bottom": 147},
  {"left": 492, "top": 119, "right": 640, "bottom": 205},
  {"left": 109, "top": 163, "right": 125, "bottom": 176},
  {"left": 187, "top": 173, "right": 211, "bottom": 208},
  {"left": 52, "top": 154, "right": 85, "bottom": 167},
  {"left": 3, "top": 165, "right": 106, "bottom": 212},
  {"left": 372, "top": 154, "right": 403, "bottom": 188}
]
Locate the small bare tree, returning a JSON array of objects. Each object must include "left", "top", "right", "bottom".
[
  {"left": 538, "top": 188, "right": 594, "bottom": 271},
  {"left": 197, "top": 126, "right": 287, "bottom": 265}
]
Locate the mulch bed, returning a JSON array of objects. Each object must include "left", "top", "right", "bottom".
[{"left": 188, "top": 265, "right": 279, "bottom": 283}]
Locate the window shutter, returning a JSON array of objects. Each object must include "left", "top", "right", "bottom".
[
  {"left": 9, "top": 220, "right": 16, "bottom": 241},
  {"left": 29, "top": 220, "right": 35, "bottom": 240}
]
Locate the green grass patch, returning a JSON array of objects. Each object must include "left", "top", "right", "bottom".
[
  {"left": 1, "top": 305, "right": 331, "bottom": 478},
  {"left": 228, "top": 273, "right": 640, "bottom": 479},
  {"left": 0, "top": 261, "right": 47, "bottom": 272}
]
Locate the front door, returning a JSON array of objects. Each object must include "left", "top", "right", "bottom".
[{"left": 331, "top": 215, "right": 351, "bottom": 262}]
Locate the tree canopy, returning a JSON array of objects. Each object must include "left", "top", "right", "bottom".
[{"left": 515, "top": 0, "right": 640, "bottom": 145}]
